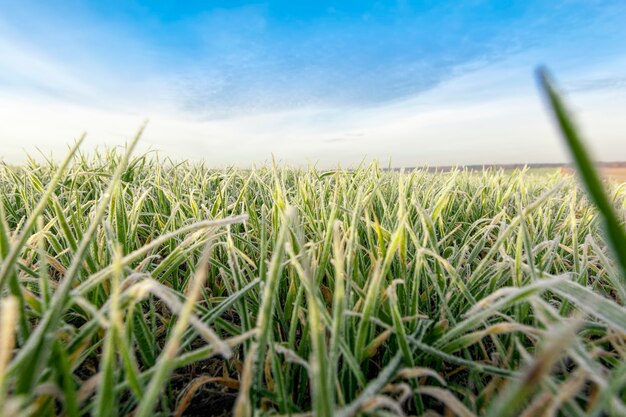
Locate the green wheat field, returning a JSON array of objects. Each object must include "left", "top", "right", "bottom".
[{"left": 1, "top": 73, "right": 625, "bottom": 417}]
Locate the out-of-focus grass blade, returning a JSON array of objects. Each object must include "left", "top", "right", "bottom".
[
  {"left": 336, "top": 351, "right": 403, "bottom": 417},
  {"left": 134, "top": 238, "right": 231, "bottom": 417},
  {"left": 551, "top": 279, "right": 626, "bottom": 333},
  {"left": 130, "top": 306, "right": 156, "bottom": 367},
  {"left": 417, "top": 387, "right": 476, "bottom": 417},
  {"left": 485, "top": 319, "right": 580, "bottom": 417},
  {"left": 233, "top": 343, "right": 257, "bottom": 417},
  {"left": 11, "top": 127, "right": 144, "bottom": 394},
  {"left": 537, "top": 67, "right": 626, "bottom": 283},
  {"left": 53, "top": 341, "right": 79, "bottom": 417},
  {"left": 329, "top": 220, "right": 346, "bottom": 394},
  {"left": 252, "top": 207, "right": 293, "bottom": 405},
  {"left": 0, "top": 203, "right": 10, "bottom": 259},
  {"left": 286, "top": 212, "right": 333, "bottom": 417},
  {"left": 94, "top": 246, "right": 123, "bottom": 417},
  {"left": 0, "top": 297, "right": 18, "bottom": 413}
]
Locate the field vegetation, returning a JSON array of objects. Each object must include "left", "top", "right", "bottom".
[{"left": 0, "top": 73, "right": 625, "bottom": 416}]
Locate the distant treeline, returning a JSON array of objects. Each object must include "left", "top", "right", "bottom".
[{"left": 396, "top": 161, "right": 626, "bottom": 173}]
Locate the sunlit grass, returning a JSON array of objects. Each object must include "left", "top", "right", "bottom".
[{"left": 0, "top": 72, "right": 625, "bottom": 416}]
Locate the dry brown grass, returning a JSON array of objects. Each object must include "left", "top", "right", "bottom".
[
  {"left": 601, "top": 167, "right": 626, "bottom": 183},
  {"left": 560, "top": 166, "right": 626, "bottom": 183}
]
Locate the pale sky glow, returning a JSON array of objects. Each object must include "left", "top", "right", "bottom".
[{"left": 1, "top": 1, "right": 625, "bottom": 167}]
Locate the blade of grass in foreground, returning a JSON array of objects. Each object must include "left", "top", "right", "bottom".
[
  {"left": 537, "top": 67, "right": 626, "bottom": 284},
  {"left": 286, "top": 214, "right": 333, "bottom": 417},
  {"left": 11, "top": 127, "right": 144, "bottom": 394},
  {"left": 252, "top": 206, "right": 293, "bottom": 406},
  {"left": 134, "top": 238, "right": 231, "bottom": 417},
  {"left": 0, "top": 297, "right": 18, "bottom": 413},
  {"left": 94, "top": 246, "right": 123, "bottom": 417},
  {"left": 485, "top": 319, "right": 580, "bottom": 417}
]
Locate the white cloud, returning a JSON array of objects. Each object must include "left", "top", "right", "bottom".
[{"left": 0, "top": 27, "right": 624, "bottom": 168}]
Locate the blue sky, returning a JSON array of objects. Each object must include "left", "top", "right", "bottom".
[{"left": 0, "top": 0, "right": 625, "bottom": 166}]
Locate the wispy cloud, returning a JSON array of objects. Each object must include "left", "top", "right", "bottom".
[
  {"left": 568, "top": 77, "right": 626, "bottom": 92},
  {"left": 0, "top": 1, "right": 625, "bottom": 165}
]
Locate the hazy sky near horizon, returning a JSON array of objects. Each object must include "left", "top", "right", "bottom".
[{"left": 1, "top": 0, "right": 625, "bottom": 167}]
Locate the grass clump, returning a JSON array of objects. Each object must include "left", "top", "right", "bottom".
[{"left": 0, "top": 73, "right": 625, "bottom": 416}]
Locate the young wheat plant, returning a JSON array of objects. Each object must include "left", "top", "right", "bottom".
[{"left": 0, "top": 71, "right": 625, "bottom": 416}]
